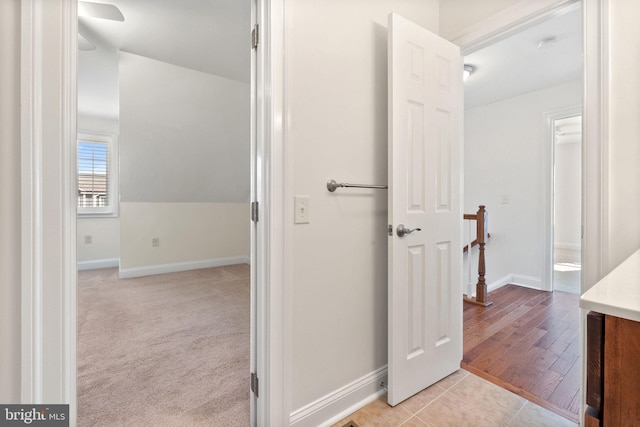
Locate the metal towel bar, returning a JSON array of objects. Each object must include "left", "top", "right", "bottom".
[{"left": 327, "top": 179, "right": 388, "bottom": 192}]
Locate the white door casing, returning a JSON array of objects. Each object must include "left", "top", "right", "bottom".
[{"left": 388, "top": 13, "right": 463, "bottom": 406}]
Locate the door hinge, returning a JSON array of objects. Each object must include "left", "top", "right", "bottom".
[
  {"left": 251, "top": 201, "right": 259, "bottom": 223},
  {"left": 251, "top": 24, "right": 259, "bottom": 49},
  {"left": 250, "top": 372, "right": 259, "bottom": 397}
]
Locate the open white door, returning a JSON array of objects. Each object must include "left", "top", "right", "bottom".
[{"left": 387, "top": 13, "right": 463, "bottom": 406}]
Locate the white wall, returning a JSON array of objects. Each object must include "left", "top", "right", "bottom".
[
  {"left": 77, "top": 48, "right": 119, "bottom": 121},
  {"left": 118, "top": 52, "right": 250, "bottom": 273},
  {"left": 0, "top": 0, "right": 21, "bottom": 403},
  {"left": 119, "top": 203, "right": 249, "bottom": 275},
  {"left": 119, "top": 51, "right": 250, "bottom": 203},
  {"left": 554, "top": 139, "right": 581, "bottom": 252},
  {"left": 464, "top": 80, "right": 581, "bottom": 288},
  {"left": 77, "top": 218, "right": 120, "bottom": 265},
  {"left": 439, "top": 0, "right": 522, "bottom": 40},
  {"left": 288, "top": 0, "right": 439, "bottom": 414},
  {"left": 606, "top": 0, "right": 640, "bottom": 270}
]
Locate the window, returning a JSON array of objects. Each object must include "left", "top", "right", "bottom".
[{"left": 77, "top": 131, "right": 118, "bottom": 216}]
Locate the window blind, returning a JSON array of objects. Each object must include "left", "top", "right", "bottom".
[{"left": 77, "top": 141, "right": 110, "bottom": 208}]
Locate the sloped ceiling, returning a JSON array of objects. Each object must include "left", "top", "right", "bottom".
[
  {"left": 78, "top": 0, "right": 251, "bottom": 83},
  {"left": 77, "top": 0, "right": 250, "bottom": 120}
]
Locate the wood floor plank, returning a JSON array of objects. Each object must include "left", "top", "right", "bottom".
[{"left": 462, "top": 285, "right": 580, "bottom": 422}]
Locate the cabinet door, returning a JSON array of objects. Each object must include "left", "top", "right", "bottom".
[
  {"left": 586, "top": 311, "right": 604, "bottom": 411},
  {"left": 604, "top": 315, "right": 640, "bottom": 426}
]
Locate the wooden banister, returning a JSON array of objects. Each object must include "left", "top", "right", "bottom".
[
  {"left": 462, "top": 234, "right": 491, "bottom": 253},
  {"left": 463, "top": 205, "right": 493, "bottom": 307}
]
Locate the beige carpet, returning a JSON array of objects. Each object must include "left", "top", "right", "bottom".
[{"left": 77, "top": 265, "right": 251, "bottom": 426}]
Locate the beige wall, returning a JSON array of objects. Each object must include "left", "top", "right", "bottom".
[
  {"left": 606, "top": 0, "right": 640, "bottom": 270},
  {"left": 0, "top": 0, "right": 21, "bottom": 403},
  {"left": 439, "top": 0, "right": 522, "bottom": 39},
  {"left": 288, "top": 0, "right": 439, "bottom": 411},
  {"left": 119, "top": 203, "right": 249, "bottom": 274}
]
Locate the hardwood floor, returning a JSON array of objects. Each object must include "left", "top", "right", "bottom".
[{"left": 462, "top": 285, "right": 580, "bottom": 423}]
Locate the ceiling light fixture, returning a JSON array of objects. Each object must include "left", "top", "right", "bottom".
[
  {"left": 463, "top": 64, "right": 475, "bottom": 82},
  {"left": 537, "top": 36, "right": 558, "bottom": 49}
]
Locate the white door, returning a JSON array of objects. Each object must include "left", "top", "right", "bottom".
[{"left": 387, "top": 13, "right": 463, "bottom": 406}]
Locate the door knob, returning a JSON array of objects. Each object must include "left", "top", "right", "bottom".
[{"left": 396, "top": 224, "right": 421, "bottom": 237}]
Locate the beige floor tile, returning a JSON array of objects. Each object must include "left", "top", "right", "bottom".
[
  {"left": 415, "top": 374, "right": 525, "bottom": 427},
  {"left": 507, "top": 401, "right": 578, "bottom": 427},
  {"left": 398, "top": 382, "right": 448, "bottom": 414},
  {"left": 334, "top": 397, "right": 414, "bottom": 427},
  {"left": 433, "top": 368, "right": 469, "bottom": 389},
  {"left": 399, "top": 415, "right": 430, "bottom": 426}
]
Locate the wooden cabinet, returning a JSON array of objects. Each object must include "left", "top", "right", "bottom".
[{"left": 585, "top": 312, "right": 640, "bottom": 426}]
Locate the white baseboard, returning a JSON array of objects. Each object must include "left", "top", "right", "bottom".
[
  {"left": 290, "top": 366, "right": 388, "bottom": 427},
  {"left": 510, "top": 274, "right": 543, "bottom": 290},
  {"left": 77, "top": 258, "right": 119, "bottom": 271},
  {"left": 487, "top": 274, "right": 513, "bottom": 292},
  {"left": 485, "top": 274, "right": 544, "bottom": 293},
  {"left": 118, "top": 256, "right": 250, "bottom": 279}
]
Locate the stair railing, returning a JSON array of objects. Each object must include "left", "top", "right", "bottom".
[{"left": 463, "top": 205, "right": 493, "bottom": 307}]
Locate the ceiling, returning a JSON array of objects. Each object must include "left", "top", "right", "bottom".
[
  {"left": 78, "top": 0, "right": 251, "bottom": 83},
  {"left": 463, "top": 5, "right": 582, "bottom": 109},
  {"left": 78, "top": 1, "right": 581, "bottom": 117}
]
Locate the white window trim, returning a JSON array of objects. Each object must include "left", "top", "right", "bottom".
[{"left": 77, "top": 130, "right": 119, "bottom": 217}]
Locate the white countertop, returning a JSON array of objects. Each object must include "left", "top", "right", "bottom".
[{"left": 580, "top": 249, "right": 640, "bottom": 322}]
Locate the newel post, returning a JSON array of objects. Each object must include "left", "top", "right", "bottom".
[{"left": 475, "top": 205, "right": 487, "bottom": 304}]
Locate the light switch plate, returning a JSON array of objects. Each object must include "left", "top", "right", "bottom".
[{"left": 294, "top": 196, "right": 310, "bottom": 224}]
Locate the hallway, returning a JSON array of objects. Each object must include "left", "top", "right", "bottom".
[{"left": 462, "top": 285, "right": 580, "bottom": 422}]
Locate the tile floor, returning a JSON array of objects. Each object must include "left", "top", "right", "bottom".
[{"left": 333, "top": 370, "right": 577, "bottom": 427}]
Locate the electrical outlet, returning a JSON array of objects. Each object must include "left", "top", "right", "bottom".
[
  {"left": 152, "top": 237, "right": 160, "bottom": 247},
  {"left": 84, "top": 235, "right": 92, "bottom": 244},
  {"left": 294, "top": 196, "right": 310, "bottom": 224}
]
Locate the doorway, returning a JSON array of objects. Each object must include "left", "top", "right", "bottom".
[
  {"left": 552, "top": 115, "right": 582, "bottom": 294},
  {"left": 460, "top": 2, "right": 583, "bottom": 421},
  {"left": 75, "top": 0, "right": 255, "bottom": 424}
]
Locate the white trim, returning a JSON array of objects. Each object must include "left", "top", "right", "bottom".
[
  {"left": 76, "top": 130, "right": 119, "bottom": 217},
  {"left": 20, "top": 0, "right": 77, "bottom": 421},
  {"left": 542, "top": 106, "right": 582, "bottom": 292},
  {"left": 487, "top": 274, "right": 544, "bottom": 292},
  {"left": 453, "top": 0, "right": 580, "bottom": 54},
  {"left": 61, "top": 1, "right": 78, "bottom": 417},
  {"left": 20, "top": 0, "right": 43, "bottom": 404},
  {"left": 77, "top": 258, "right": 120, "bottom": 271},
  {"left": 511, "top": 274, "right": 543, "bottom": 290},
  {"left": 118, "top": 256, "right": 250, "bottom": 279},
  {"left": 487, "top": 274, "right": 513, "bottom": 292},
  {"left": 290, "top": 367, "right": 387, "bottom": 427},
  {"left": 256, "top": 0, "right": 290, "bottom": 425},
  {"left": 582, "top": 0, "right": 607, "bottom": 292}
]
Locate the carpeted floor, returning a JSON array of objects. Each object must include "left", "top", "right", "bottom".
[{"left": 77, "top": 265, "right": 251, "bottom": 426}]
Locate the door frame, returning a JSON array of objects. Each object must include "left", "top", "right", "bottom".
[
  {"left": 18, "top": 0, "right": 289, "bottom": 425},
  {"left": 542, "top": 106, "right": 582, "bottom": 292},
  {"left": 19, "top": 0, "right": 605, "bottom": 426}
]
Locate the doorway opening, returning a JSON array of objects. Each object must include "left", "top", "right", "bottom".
[
  {"left": 552, "top": 114, "right": 582, "bottom": 294},
  {"left": 75, "top": 0, "right": 256, "bottom": 425},
  {"left": 461, "top": 2, "right": 583, "bottom": 422},
  {"left": 553, "top": 115, "right": 582, "bottom": 294}
]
